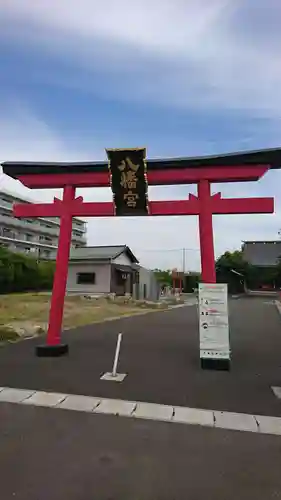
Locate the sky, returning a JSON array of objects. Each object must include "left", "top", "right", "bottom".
[{"left": 0, "top": 0, "right": 281, "bottom": 271}]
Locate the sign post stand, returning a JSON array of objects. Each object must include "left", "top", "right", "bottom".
[{"left": 199, "top": 283, "right": 230, "bottom": 370}]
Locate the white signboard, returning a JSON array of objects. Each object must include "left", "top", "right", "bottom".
[{"left": 198, "top": 283, "right": 230, "bottom": 360}]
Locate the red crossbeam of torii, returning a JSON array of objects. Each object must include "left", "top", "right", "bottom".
[{"left": 2, "top": 156, "right": 275, "bottom": 356}]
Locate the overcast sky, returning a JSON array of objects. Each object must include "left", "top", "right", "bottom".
[{"left": 1, "top": 0, "right": 281, "bottom": 271}]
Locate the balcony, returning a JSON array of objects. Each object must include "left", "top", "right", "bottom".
[
  {"left": 71, "top": 232, "right": 87, "bottom": 245},
  {"left": 0, "top": 198, "right": 86, "bottom": 233},
  {"left": 0, "top": 234, "right": 57, "bottom": 250},
  {"left": 0, "top": 217, "right": 86, "bottom": 245},
  {"left": 0, "top": 199, "right": 13, "bottom": 210},
  {"left": 0, "top": 213, "right": 60, "bottom": 237}
]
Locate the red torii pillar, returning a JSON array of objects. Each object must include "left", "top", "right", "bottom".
[{"left": 12, "top": 165, "right": 274, "bottom": 356}]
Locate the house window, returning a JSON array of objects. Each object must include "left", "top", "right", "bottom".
[{"left": 76, "top": 272, "right": 96, "bottom": 284}]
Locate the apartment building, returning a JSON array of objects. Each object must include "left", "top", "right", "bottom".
[{"left": 0, "top": 190, "right": 87, "bottom": 259}]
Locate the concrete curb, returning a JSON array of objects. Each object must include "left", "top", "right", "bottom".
[{"left": 1, "top": 386, "right": 281, "bottom": 435}]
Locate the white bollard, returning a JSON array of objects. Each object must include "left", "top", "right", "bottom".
[
  {"left": 112, "top": 333, "right": 122, "bottom": 377},
  {"left": 100, "top": 332, "right": 127, "bottom": 382}
]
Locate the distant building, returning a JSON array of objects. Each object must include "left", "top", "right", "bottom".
[
  {"left": 242, "top": 240, "right": 281, "bottom": 267},
  {"left": 65, "top": 244, "right": 160, "bottom": 300},
  {"left": 0, "top": 189, "right": 87, "bottom": 259},
  {"left": 133, "top": 265, "right": 160, "bottom": 301}
]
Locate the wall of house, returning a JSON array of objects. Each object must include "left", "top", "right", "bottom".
[
  {"left": 66, "top": 262, "right": 111, "bottom": 295},
  {"left": 133, "top": 267, "right": 160, "bottom": 301},
  {"left": 112, "top": 252, "right": 133, "bottom": 266}
]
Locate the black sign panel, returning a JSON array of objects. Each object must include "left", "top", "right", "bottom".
[{"left": 107, "top": 148, "right": 149, "bottom": 216}]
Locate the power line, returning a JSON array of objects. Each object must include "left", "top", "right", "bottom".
[{"left": 137, "top": 247, "right": 200, "bottom": 253}]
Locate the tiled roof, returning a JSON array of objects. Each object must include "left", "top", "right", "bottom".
[
  {"left": 69, "top": 245, "right": 138, "bottom": 263},
  {"left": 242, "top": 241, "right": 281, "bottom": 266}
]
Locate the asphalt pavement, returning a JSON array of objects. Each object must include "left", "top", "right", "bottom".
[
  {"left": 1, "top": 402, "right": 281, "bottom": 500},
  {"left": 1, "top": 297, "right": 281, "bottom": 499},
  {"left": 0, "top": 297, "right": 280, "bottom": 415}
]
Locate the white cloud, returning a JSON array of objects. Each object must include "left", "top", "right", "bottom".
[
  {"left": 1, "top": 1, "right": 281, "bottom": 270},
  {"left": 0, "top": 103, "right": 108, "bottom": 201},
  {"left": 1, "top": 0, "right": 281, "bottom": 118}
]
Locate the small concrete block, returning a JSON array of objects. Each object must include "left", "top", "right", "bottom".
[
  {"left": 214, "top": 411, "right": 258, "bottom": 432},
  {"left": 173, "top": 407, "right": 214, "bottom": 427},
  {"left": 255, "top": 415, "right": 281, "bottom": 435},
  {"left": 272, "top": 386, "right": 281, "bottom": 399},
  {"left": 100, "top": 372, "right": 127, "bottom": 382},
  {"left": 94, "top": 399, "right": 136, "bottom": 416},
  {"left": 22, "top": 391, "right": 66, "bottom": 407},
  {"left": 0, "top": 387, "right": 4, "bottom": 392},
  {"left": 58, "top": 395, "right": 101, "bottom": 412},
  {"left": 133, "top": 402, "right": 173, "bottom": 421},
  {"left": 0, "top": 388, "right": 35, "bottom": 403}
]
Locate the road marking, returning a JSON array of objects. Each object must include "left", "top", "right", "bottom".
[
  {"left": 274, "top": 300, "right": 281, "bottom": 315},
  {"left": 0, "top": 386, "right": 281, "bottom": 436},
  {"left": 272, "top": 386, "right": 281, "bottom": 399}
]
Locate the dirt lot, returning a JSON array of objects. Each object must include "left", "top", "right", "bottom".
[{"left": 0, "top": 293, "right": 161, "bottom": 341}]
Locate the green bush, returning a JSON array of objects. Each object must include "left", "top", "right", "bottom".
[
  {"left": 0, "top": 325, "right": 19, "bottom": 342},
  {"left": 0, "top": 247, "right": 55, "bottom": 294}
]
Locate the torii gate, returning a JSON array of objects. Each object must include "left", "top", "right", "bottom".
[{"left": 3, "top": 147, "right": 279, "bottom": 357}]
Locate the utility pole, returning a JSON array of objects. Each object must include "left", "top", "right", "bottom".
[
  {"left": 182, "top": 248, "right": 186, "bottom": 274},
  {"left": 182, "top": 248, "right": 186, "bottom": 293}
]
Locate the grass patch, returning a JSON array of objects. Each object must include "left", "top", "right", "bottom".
[
  {"left": 0, "top": 325, "right": 19, "bottom": 342},
  {"left": 0, "top": 293, "right": 162, "bottom": 332}
]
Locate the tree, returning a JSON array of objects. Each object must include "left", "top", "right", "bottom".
[
  {"left": 216, "top": 250, "right": 250, "bottom": 293},
  {"left": 215, "top": 249, "right": 281, "bottom": 291},
  {"left": 0, "top": 246, "right": 55, "bottom": 294},
  {"left": 153, "top": 269, "right": 173, "bottom": 287}
]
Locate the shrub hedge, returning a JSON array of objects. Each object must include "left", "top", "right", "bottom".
[{"left": 0, "top": 247, "right": 55, "bottom": 294}]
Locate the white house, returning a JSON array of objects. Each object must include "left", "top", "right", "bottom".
[{"left": 65, "top": 245, "right": 160, "bottom": 300}]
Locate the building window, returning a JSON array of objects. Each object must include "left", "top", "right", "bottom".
[
  {"left": 76, "top": 272, "right": 96, "bottom": 284},
  {"left": 1, "top": 196, "right": 11, "bottom": 204},
  {"left": 3, "top": 228, "right": 13, "bottom": 238}
]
